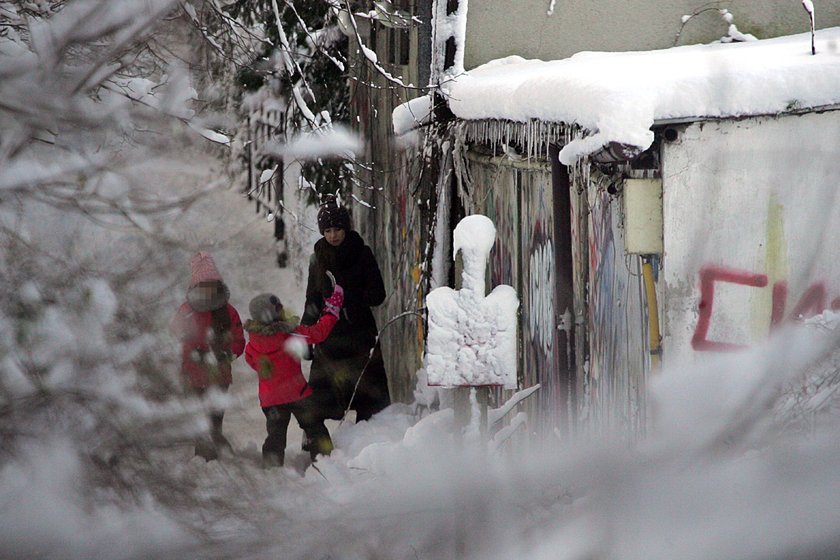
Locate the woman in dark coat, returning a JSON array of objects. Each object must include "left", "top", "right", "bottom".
[{"left": 301, "top": 199, "right": 391, "bottom": 422}]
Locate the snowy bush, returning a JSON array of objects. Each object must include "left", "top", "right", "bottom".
[{"left": 0, "top": 1, "right": 246, "bottom": 551}]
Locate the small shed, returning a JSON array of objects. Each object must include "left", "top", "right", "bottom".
[{"left": 429, "top": 27, "right": 840, "bottom": 434}]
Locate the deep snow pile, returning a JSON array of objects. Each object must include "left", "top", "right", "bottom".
[
  {"left": 443, "top": 27, "right": 840, "bottom": 163},
  {"left": 245, "top": 314, "right": 840, "bottom": 560},
  {"left": 175, "top": 309, "right": 840, "bottom": 560}
]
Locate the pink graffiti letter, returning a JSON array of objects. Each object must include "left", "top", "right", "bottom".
[
  {"left": 770, "top": 281, "right": 788, "bottom": 330},
  {"left": 789, "top": 283, "right": 826, "bottom": 320},
  {"left": 692, "top": 265, "right": 768, "bottom": 352}
]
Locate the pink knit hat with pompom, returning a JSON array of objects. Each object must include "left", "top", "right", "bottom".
[{"left": 189, "top": 251, "right": 223, "bottom": 288}]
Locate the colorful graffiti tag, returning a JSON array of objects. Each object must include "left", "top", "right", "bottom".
[
  {"left": 529, "top": 237, "right": 555, "bottom": 356},
  {"left": 581, "top": 178, "right": 648, "bottom": 435},
  {"left": 519, "top": 171, "right": 565, "bottom": 433}
]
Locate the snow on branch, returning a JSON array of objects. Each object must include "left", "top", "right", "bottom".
[
  {"left": 0, "top": 0, "right": 202, "bottom": 197},
  {"left": 336, "top": 1, "right": 421, "bottom": 90},
  {"left": 286, "top": 0, "right": 346, "bottom": 72},
  {"left": 187, "top": 122, "right": 231, "bottom": 146},
  {"left": 488, "top": 384, "right": 541, "bottom": 426},
  {"left": 269, "top": 0, "right": 320, "bottom": 126},
  {"left": 674, "top": 5, "right": 757, "bottom": 46},
  {"left": 392, "top": 93, "right": 434, "bottom": 136},
  {"left": 262, "top": 126, "right": 362, "bottom": 160}
]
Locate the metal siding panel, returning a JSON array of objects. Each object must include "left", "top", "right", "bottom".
[
  {"left": 583, "top": 175, "right": 649, "bottom": 436},
  {"left": 519, "top": 169, "right": 563, "bottom": 434}
]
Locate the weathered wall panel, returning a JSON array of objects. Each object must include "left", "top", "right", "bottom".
[
  {"left": 462, "top": 160, "right": 520, "bottom": 410},
  {"left": 347, "top": 21, "right": 429, "bottom": 405},
  {"left": 467, "top": 162, "right": 520, "bottom": 304},
  {"left": 467, "top": 159, "right": 569, "bottom": 432},
  {"left": 661, "top": 110, "right": 840, "bottom": 367},
  {"left": 466, "top": 155, "right": 650, "bottom": 435},
  {"left": 519, "top": 168, "right": 566, "bottom": 433},
  {"left": 358, "top": 144, "right": 428, "bottom": 405},
  {"left": 580, "top": 172, "right": 649, "bottom": 435}
]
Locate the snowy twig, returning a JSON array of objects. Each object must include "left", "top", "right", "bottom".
[
  {"left": 70, "top": 0, "right": 179, "bottom": 96},
  {"left": 270, "top": 0, "right": 322, "bottom": 129},
  {"left": 340, "top": 0, "right": 430, "bottom": 92},
  {"left": 490, "top": 411, "right": 528, "bottom": 449},
  {"left": 338, "top": 310, "right": 425, "bottom": 424},
  {"left": 674, "top": 5, "right": 757, "bottom": 46},
  {"left": 488, "top": 384, "right": 541, "bottom": 426},
  {"left": 284, "top": 0, "right": 346, "bottom": 72}
]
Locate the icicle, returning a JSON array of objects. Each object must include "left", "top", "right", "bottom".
[
  {"left": 532, "top": 121, "right": 536, "bottom": 160},
  {"left": 533, "top": 121, "right": 538, "bottom": 160}
]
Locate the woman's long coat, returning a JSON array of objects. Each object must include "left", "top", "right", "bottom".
[{"left": 302, "top": 230, "right": 391, "bottom": 421}]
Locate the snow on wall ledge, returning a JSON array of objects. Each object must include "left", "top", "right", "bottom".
[
  {"left": 443, "top": 27, "right": 840, "bottom": 164},
  {"left": 425, "top": 215, "right": 519, "bottom": 388}
]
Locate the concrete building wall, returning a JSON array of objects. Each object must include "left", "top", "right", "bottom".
[
  {"left": 660, "top": 109, "right": 840, "bottom": 367},
  {"left": 464, "top": 0, "right": 840, "bottom": 69}
]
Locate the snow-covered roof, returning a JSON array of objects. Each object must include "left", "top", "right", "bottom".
[{"left": 443, "top": 27, "right": 840, "bottom": 164}]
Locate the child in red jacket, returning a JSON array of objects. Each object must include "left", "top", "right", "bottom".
[
  {"left": 244, "top": 285, "right": 344, "bottom": 468},
  {"left": 170, "top": 252, "right": 245, "bottom": 460}
]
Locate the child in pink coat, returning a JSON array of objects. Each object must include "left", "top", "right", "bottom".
[
  {"left": 244, "top": 285, "right": 344, "bottom": 468},
  {"left": 170, "top": 252, "right": 245, "bottom": 460}
]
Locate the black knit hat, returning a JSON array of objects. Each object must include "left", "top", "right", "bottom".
[{"left": 317, "top": 200, "right": 351, "bottom": 234}]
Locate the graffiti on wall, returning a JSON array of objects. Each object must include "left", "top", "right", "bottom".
[
  {"left": 692, "top": 264, "right": 840, "bottom": 351},
  {"left": 582, "top": 180, "right": 648, "bottom": 434},
  {"left": 587, "top": 187, "right": 618, "bottom": 386},
  {"left": 364, "top": 147, "right": 429, "bottom": 404},
  {"left": 489, "top": 171, "right": 518, "bottom": 289},
  {"left": 529, "top": 228, "right": 555, "bottom": 356},
  {"left": 519, "top": 171, "right": 564, "bottom": 432}
]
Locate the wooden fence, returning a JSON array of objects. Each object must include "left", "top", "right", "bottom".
[{"left": 245, "top": 104, "right": 288, "bottom": 266}]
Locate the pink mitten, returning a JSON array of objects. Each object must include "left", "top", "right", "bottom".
[{"left": 324, "top": 284, "right": 344, "bottom": 318}]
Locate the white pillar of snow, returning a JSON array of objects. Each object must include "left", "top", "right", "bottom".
[
  {"left": 425, "top": 215, "right": 519, "bottom": 388},
  {"left": 453, "top": 215, "right": 495, "bottom": 299}
]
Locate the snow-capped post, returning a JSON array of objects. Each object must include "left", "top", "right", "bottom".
[
  {"left": 424, "top": 215, "right": 519, "bottom": 435},
  {"left": 430, "top": 0, "right": 468, "bottom": 121},
  {"left": 431, "top": 0, "right": 468, "bottom": 84},
  {"left": 802, "top": 0, "right": 816, "bottom": 55}
]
